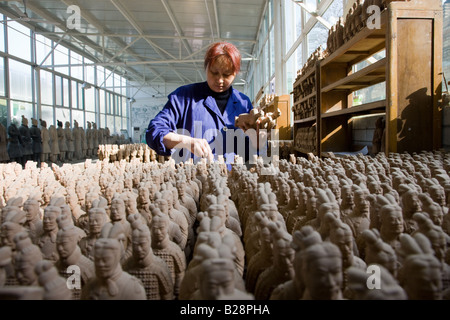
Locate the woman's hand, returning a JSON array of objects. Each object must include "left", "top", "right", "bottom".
[{"left": 163, "top": 132, "right": 214, "bottom": 161}]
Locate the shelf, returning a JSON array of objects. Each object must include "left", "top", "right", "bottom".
[
  {"left": 293, "top": 67, "right": 316, "bottom": 88},
  {"left": 294, "top": 147, "right": 316, "bottom": 155},
  {"left": 322, "top": 58, "right": 386, "bottom": 93},
  {"left": 294, "top": 116, "right": 316, "bottom": 124},
  {"left": 321, "top": 100, "right": 386, "bottom": 119},
  {"left": 294, "top": 92, "right": 316, "bottom": 106},
  {"left": 321, "top": 10, "right": 387, "bottom": 68}
]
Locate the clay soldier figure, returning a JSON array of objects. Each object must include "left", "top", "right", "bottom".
[
  {"left": 0, "top": 121, "right": 10, "bottom": 163},
  {"left": 81, "top": 238, "right": 146, "bottom": 300},
  {"left": 13, "top": 232, "right": 43, "bottom": 286},
  {"left": 7, "top": 118, "right": 23, "bottom": 165},
  {"left": 80, "top": 207, "right": 109, "bottom": 261},
  {"left": 40, "top": 119, "right": 51, "bottom": 163},
  {"left": 379, "top": 204, "right": 404, "bottom": 253},
  {"left": 254, "top": 224, "right": 295, "bottom": 300},
  {"left": 57, "top": 120, "right": 67, "bottom": 162},
  {"left": 34, "top": 260, "right": 72, "bottom": 300},
  {"left": 401, "top": 188, "right": 421, "bottom": 234},
  {"left": 65, "top": 121, "right": 74, "bottom": 162},
  {"left": 23, "top": 197, "right": 43, "bottom": 244},
  {"left": 79, "top": 123, "right": 87, "bottom": 159},
  {"left": 124, "top": 214, "right": 174, "bottom": 300},
  {"left": 398, "top": 233, "right": 443, "bottom": 300},
  {"left": 192, "top": 258, "right": 253, "bottom": 300},
  {"left": 37, "top": 205, "right": 61, "bottom": 263},
  {"left": 151, "top": 212, "right": 186, "bottom": 298},
  {"left": 19, "top": 115, "right": 33, "bottom": 164},
  {"left": 29, "top": 118, "right": 42, "bottom": 165},
  {"left": 301, "top": 237, "right": 343, "bottom": 300},
  {"left": 73, "top": 120, "right": 82, "bottom": 160},
  {"left": 100, "top": 196, "right": 132, "bottom": 264},
  {"left": 55, "top": 223, "right": 95, "bottom": 300},
  {"left": 48, "top": 124, "right": 59, "bottom": 163}
]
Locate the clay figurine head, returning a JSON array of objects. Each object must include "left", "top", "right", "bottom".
[
  {"left": 110, "top": 196, "right": 126, "bottom": 222},
  {"left": 380, "top": 205, "right": 404, "bottom": 236},
  {"left": 130, "top": 215, "right": 152, "bottom": 261},
  {"left": 301, "top": 240, "right": 343, "bottom": 300},
  {"left": 23, "top": 199, "right": 41, "bottom": 222},
  {"left": 31, "top": 118, "right": 38, "bottom": 126},
  {"left": 198, "top": 258, "right": 236, "bottom": 300},
  {"left": 94, "top": 238, "right": 122, "bottom": 279},
  {"left": 74, "top": 120, "right": 78, "bottom": 128},
  {"left": 56, "top": 225, "right": 79, "bottom": 260},
  {"left": 89, "top": 208, "right": 108, "bottom": 236},
  {"left": 21, "top": 115, "right": 28, "bottom": 126},
  {"left": 151, "top": 213, "right": 169, "bottom": 246},
  {"left": 428, "top": 185, "right": 446, "bottom": 207},
  {"left": 43, "top": 206, "right": 61, "bottom": 232}
]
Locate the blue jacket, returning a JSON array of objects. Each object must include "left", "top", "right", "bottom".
[{"left": 146, "top": 82, "right": 253, "bottom": 163}]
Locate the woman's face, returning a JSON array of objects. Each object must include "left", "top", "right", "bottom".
[{"left": 206, "top": 58, "right": 236, "bottom": 93}]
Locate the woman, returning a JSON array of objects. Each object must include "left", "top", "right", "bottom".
[{"left": 146, "top": 42, "right": 254, "bottom": 165}]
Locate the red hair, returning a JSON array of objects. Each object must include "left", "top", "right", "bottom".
[{"left": 204, "top": 42, "right": 241, "bottom": 74}]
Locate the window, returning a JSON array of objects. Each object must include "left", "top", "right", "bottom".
[
  {"left": 71, "top": 52, "right": 83, "bottom": 80},
  {"left": 72, "top": 109, "right": 84, "bottom": 129},
  {"left": 40, "top": 70, "right": 53, "bottom": 105},
  {"left": 54, "top": 46, "right": 69, "bottom": 75},
  {"left": 55, "top": 76, "right": 62, "bottom": 106},
  {"left": 99, "top": 90, "right": 105, "bottom": 113},
  {"left": 85, "top": 58, "right": 95, "bottom": 84},
  {"left": 107, "top": 115, "right": 114, "bottom": 133},
  {"left": 97, "top": 66, "right": 105, "bottom": 88},
  {"left": 114, "top": 75, "right": 121, "bottom": 94},
  {"left": 85, "top": 111, "right": 95, "bottom": 128},
  {"left": 41, "top": 105, "right": 54, "bottom": 126},
  {"left": 55, "top": 107, "right": 70, "bottom": 124},
  {"left": 7, "top": 22, "right": 31, "bottom": 61},
  {"left": 323, "top": 0, "right": 343, "bottom": 26},
  {"left": 36, "top": 35, "right": 53, "bottom": 66},
  {"left": 84, "top": 87, "right": 95, "bottom": 112},
  {"left": 11, "top": 100, "right": 33, "bottom": 123},
  {"left": 9, "top": 59, "right": 33, "bottom": 102},
  {"left": 307, "top": 22, "right": 328, "bottom": 56},
  {"left": 63, "top": 78, "right": 70, "bottom": 107},
  {"left": 72, "top": 81, "right": 78, "bottom": 109},
  {"left": 0, "top": 98, "right": 7, "bottom": 127},
  {"left": 0, "top": 58, "right": 5, "bottom": 96},
  {"left": 0, "top": 17, "right": 5, "bottom": 53}
]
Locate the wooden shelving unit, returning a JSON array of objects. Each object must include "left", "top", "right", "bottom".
[{"left": 292, "top": 0, "right": 443, "bottom": 156}]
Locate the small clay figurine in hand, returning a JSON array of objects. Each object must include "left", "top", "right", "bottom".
[{"left": 81, "top": 238, "right": 146, "bottom": 300}]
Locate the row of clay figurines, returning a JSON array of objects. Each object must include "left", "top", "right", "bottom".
[
  {"left": 2, "top": 115, "right": 113, "bottom": 166},
  {"left": 228, "top": 150, "right": 450, "bottom": 299},
  {"left": 0, "top": 160, "right": 247, "bottom": 299},
  {"left": 1, "top": 151, "right": 450, "bottom": 299}
]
